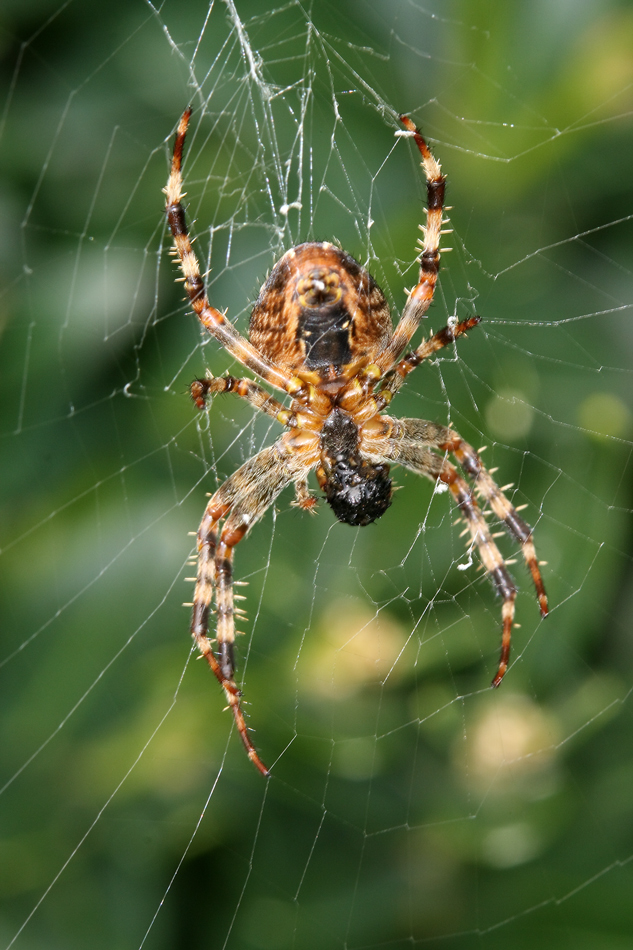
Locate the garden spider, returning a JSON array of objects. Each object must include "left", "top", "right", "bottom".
[{"left": 165, "top": 109, "right": 548, "bottom": 776}]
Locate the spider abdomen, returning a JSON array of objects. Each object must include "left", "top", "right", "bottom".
[
  {"left": 320, "top": 408, "right": 392, "bottom": 526},
  {"left": 249, "top": 243, "right": 392, "bottom": 377},
  {"left": 297, "top": 301, "right": 352, "bottom": 370}
]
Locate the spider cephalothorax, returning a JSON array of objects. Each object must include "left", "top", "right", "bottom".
[
  {"left": 320, "top": 407, "right": 392, "bottom": 526},
  {"left": 165, "top": 109, "right": 549, "bottom": 775}
]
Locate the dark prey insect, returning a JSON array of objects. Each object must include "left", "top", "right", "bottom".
[{"left": 165, "top": 109, "right": 549, "bottom": 776}]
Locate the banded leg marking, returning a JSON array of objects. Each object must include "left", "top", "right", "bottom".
[
  {"left": 191, "top": 374, "right": 289, "bottom": 426},
  {"left": 379, "top": 316, "right": 481, "bottom": 400},
  {"left": 165, "top": 109, "right": 294, "bottom": 395},
  {"left": 444, "top": 435, "right": 549, "bottom": 620},
  {"left": 374, "top": 425, "right": 548, "bottom": 685},
  {"left": 189, "top": 444, "right": 304, "bottom": 775},
  {"left": 191, "top": 497, "right": 269, "bottom": 776},
  {"left": 440, "top": 465, "right": 518, "bottom": 686},
  {"left": 376, "top": 116, "right": 447, "bottom": 373}
]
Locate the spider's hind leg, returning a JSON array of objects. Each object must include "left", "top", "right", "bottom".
[{"left": 375, "top": 116, "right": 447, "bottom": 374}]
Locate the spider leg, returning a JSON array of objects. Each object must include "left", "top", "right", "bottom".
[
  {"left": 191, "top": 442, "right": 312, "bottom": 775},
  {"left": 375, "top": 117, "right": 447, "bottom": 374},
  {"left": 191, "top": 374, "right": 291, "bottom": 425},
  {"left": 366, "top": 421, "right": 547, "bottom": 685},
  {"left": 439, "top": 428, "right": 549, "bottom": 621},
  {"left": 379, "top": 316, "right": 481, "bottom": 400},
  {"left": 191, "top": 502, "right": 268, "bottom": 771},
  {"left": 438, "top": 458, "right": 518, "bottom": 687},
  {"left": 165, "top": 110, "right": 303, "bottom": 398}
]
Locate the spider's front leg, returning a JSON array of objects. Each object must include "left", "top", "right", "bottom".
[
  {"left": 192, "top": 443, "right": 311, "bottom": 775},
  {"left": 441, "top": 431, "right": 549, "bottom": 624},
  {"left": 191, "top": 494, "right": 270, "bottom": 773},
  {"left": 438, "top": 461, "right": 519, "bottom": 686},
  {"left": 367, "top": 421, "right": 548, "bottom": 686}
]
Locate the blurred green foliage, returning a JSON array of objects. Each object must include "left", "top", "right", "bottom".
[{"left": 1, "top": 1, "right": 632, "bottom": 948}]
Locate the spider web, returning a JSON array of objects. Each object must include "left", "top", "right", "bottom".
[{"left": 1, "top": 1, "right": 633, "bottom": 948}]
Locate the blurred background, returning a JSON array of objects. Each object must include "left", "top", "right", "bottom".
[{"left": 1, "top": 1, "right": 633, "bottom": 948}]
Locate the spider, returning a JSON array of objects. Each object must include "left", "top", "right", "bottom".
[{"left": 165, "top": 108, "right": 548, "bottom": 776}]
